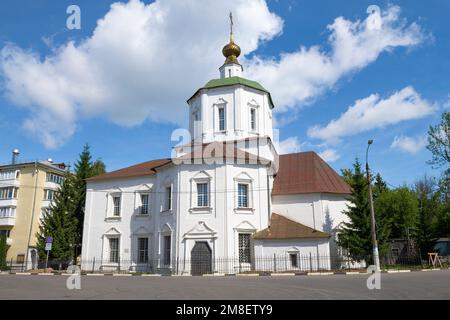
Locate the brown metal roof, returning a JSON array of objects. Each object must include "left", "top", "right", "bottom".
[
  {"left": 253, "top": 213, "right": 330, "bottom": 240},
  {"left": 86, "top": 159, "right": 172, "bottom": 182},
  {"left": 272, "top": 152, "right": 351, "bottom": 196},
  {"left": 176, "top": 141, "right": 271, "bottom": 165}
]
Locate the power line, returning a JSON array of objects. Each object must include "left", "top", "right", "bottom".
[{"left": 0, "top": 181, "right": 280, "bottom": 195}]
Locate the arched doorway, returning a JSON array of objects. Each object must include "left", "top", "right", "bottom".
[{"left": 190, "top": 242, "right": 212, "bottom": 276}]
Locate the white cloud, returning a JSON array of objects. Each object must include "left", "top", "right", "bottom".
[
  {"left": 0, "top": 1, "right": 426, "bottom": 148},
  {"left": 307, "top": 87, "right": 435, "bottom": 143},
  {"left": 278, "top": 136, "right": 301, "bottom": 154},
  {"left": 391, "top": 135, "right": 427, "bottom": 155},
  {"left": 318, "top": 149, "right": 341, "bottom": 162},
  {"left": 246, "top": 5, "right": 426, "bottom": 112},
  {"left": 0, "top": 0, "right": 282, "bottom": 148}
]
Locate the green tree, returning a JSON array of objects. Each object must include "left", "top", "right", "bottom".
[
  {"left": 337, "top": 159, "right": 391, "bottom": 261},
  {"left": 414, "top": 176, "right": 441, "bottom": 257},
  {"left": 375, "top": 187, "right": 419, "bottom": 239},
  {"left": 0, "top": 234, "right": 8, "bottom": 270},
  {"left": 435, "top": 171, "right": 450, "bottom": 237},
  {"left": 373, "top": 173, "right": 388, "bottom": 200},
  {"left": 72, "top": 144, "right": 106, "bottom": 258},
  {"left": 36, "top": 175, "right": 77, "bottom": 262},
  {"left": 427, "top": 111, "right": 450, "bottom": 168}
]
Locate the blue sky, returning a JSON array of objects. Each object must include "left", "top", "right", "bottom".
[{"left": 0, "top": 0, "right": 448, "bottom": 187}]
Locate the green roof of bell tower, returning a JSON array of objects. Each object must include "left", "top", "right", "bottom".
[{"left": 187, "top": 76, "right": 275, "bottom": 108}]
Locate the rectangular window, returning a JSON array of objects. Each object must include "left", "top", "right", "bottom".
[
  {"left": 290, "top": 253, "right": 298, "bottom": 268},
  {"left": 0, "top": 171, "right": 16, "bottom": 181},
  {"left": 196, "top": 183, "right": 209, "bottom": 207},
  {"left": 0, "top": 207, "right": 15, "bottom": 218},
  {"left": 238, "top": 184, "right": 249, "bottom": 208},
  {"left": 17, "top": 254, "right": 25, "bottom": 264},
  {"left": 113, "top": 196, "right": 121, "bottom": 216},
  {"left": 238, "top": 233, "right": 251, "bottom": 263},
  {"left": 109, "top": 238, "right": 119, "bottom": 263},
  {"left": 44, "top": 189, "right": 56, "bottom": 201},
  {"left": 218, "top": 107, "right": 225, "bottom": 131},
  {"left": 137, "top": 237, "right": 149, "bottom": 263},
  {"left": 0, "top": 187, "right": 18, "bottom": 200},
  {"left": 165, "top": 186, "right": 172, "bottom": 211},
  {"left": 0, "top": 230, "right": 11, "bottom": 238},
  {"left": 250, "top": 108, "right": 256, "bottom": 131},
  {"left": 46, "top": 173, "right": 64, "bottom": 185},
  {"left": 140, "top": 194, "right": 149, "bottom": 215},
  {"left": 163, "top": 235, "right": 171, "bottom": 266}
]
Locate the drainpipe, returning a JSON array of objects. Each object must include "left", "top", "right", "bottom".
[
  {"left": 25, "top": 161, "right": 39, "bottom": 268},
  {"left": 311, "top": 201, "right": 317, "bottom": 230},
  {"left": 266, "top": 173, "right": 271, "bottom": 227}
]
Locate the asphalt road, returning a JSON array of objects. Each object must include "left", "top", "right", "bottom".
[{"left": 0, "top": 270, "right": 449, "bottom": 300}]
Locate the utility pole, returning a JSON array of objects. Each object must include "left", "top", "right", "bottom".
[
  {"left": 23, "top": 161, "right": 39, "bottom": 270},
  {"left": 366, "top": 140, "right": 380, "bottom": 271}
]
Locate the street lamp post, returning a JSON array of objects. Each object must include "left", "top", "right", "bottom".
[{"left": 366, "top": 140, "right": 380, "bottom": 271}]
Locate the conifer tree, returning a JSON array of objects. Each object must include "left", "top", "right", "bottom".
[
  {"left": 72, "top": 144, "right": 105, "bottom": 257},
  {"left": 0, "top": 234, "right": 7, "bottom": 270},
  {"left": 337, "top": 159, "right": 391, "bottom": 262},
  {"left": 36, "top": 175, "right": 77, "bottom": 262}
]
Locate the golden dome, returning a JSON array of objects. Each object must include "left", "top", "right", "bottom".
[
  {"left": 222, "top": 40, "right": 241, "bottom": 65},
  {"left": 222, "top": 12, "right": 241, "bottom": 65}
]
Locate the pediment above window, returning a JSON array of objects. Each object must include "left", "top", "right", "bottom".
[
  {"left": 213, "top": 98, "right": 227, "bottom": 106},
  {"left": 104, "top": 227, "right": 121, "bottom": 236},
  {"left": 132, "top": 226, "right": 151, "bottom": 235},
  {"left": 191, "top": 170, "right": 212, "bottom": 181},
  {"left": 234, "top": 220, "right": 256, "bottom": 231},
  {"left": 248, "top": 99, "right": 260, "bottom": 108},
  {"left": 183, "top": 221, "right": 217, "bottom": 239},
  {"left": 234, "top": 171, "right": 253, "bottom": 182}
]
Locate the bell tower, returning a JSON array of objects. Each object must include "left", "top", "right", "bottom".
[{"left": 182, "top": 12, "right": 277, "bottom": 162}]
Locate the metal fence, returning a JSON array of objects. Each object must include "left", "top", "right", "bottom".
[{"left": 1, "top": 253, "right": 431, "bottom": 275}]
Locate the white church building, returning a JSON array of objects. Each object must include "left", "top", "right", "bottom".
[{"left": 81, "top": 24, "right": 352, "bottom": 275}]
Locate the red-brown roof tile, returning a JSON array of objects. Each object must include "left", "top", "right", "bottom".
[
  {"left": 272, "top": 152, "right": 351, "bottom": 195},
  {"left": 86, "top": 159, "right": 172, "bottom": 182},
  {"left": 253, "top": 213, "right": 330, "bottom": 240}
]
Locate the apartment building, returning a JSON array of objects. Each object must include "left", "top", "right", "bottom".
[{"left": 0, "top": 149, "right": 67, "bottom": 268}]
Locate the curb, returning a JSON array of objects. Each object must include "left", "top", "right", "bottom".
[
  {"left": 345, "top": 272, "right": 366, "bottom": 275},
  {"left": 2, "top": 268, "right": 448, "bottom": 277},
  {"left": 308, "top": 272, "right": 333, "bottom": 276},
  {"left": 86, "top": 274, "right": 104, "bottom": 276},
  {"left": 271, "top": 273, "right": 296, "bottom": 276}
]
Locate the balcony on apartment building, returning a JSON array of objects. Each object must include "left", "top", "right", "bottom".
[
  {"left": 0, "top": 207, "right": 16, "bottom": 226},
  {"left": 0, "top": 170, "right": 20, "bottom": 188}
]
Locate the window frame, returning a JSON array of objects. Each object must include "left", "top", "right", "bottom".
[
  {"left": 238, "top": 233, "right": 252, "bottom": 264},
  {"left": 163, "top": 235, "right": 171, "bottom": 266},
  {"left": 196, "top": 182, "right": 209, "bottom": 208},
  {"left": 218, "top": 106, "right": 226, "bottom": 132},
  {"left": 237, "top": 183, "right": 249, "bottom": 208},
  {"left": 112, "top": 195, "right": 121, "bottom": 217},
  {"left": 250, "top": 107, "right": 257, "bottom": 132},
  {"left": 289, "top": 253, "right": 299, "bottom": 268},
  {"left": 108, "top": 237, "right": 120, "bottom": 263},
  {"left": 140, "top": 193, "right": 150, "bottom": 215},
  {"left": 137, "top": 237, "right": 149, "bottom": 264},
  {"left": 164, "top": 186, "right": 172, "bottom": 212}
]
